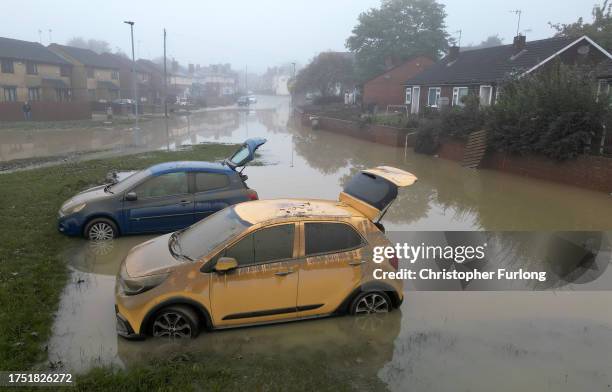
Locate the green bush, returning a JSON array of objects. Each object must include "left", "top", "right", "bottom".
[
  {"left": 439, "top": 95, "right": 486, "bottom": 139},
  {"left": 487, "top": 63, "right": 609, "bottom": 161},
  {"left": 414, "top": 119, "right": 442, "bottom": 154}
]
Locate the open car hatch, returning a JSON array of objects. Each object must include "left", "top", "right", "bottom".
[
  {"left": 339, "top": 166, "right": 417, "bottom": 221},
  {"left": 225, "top": 137, "right": 267, "bottom": 170}
]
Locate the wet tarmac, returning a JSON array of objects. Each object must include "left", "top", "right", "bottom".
[{"left": 32, "top": 95, "right": 612, "bottom": 390}]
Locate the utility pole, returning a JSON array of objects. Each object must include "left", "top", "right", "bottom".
[
  {"left": 124, "top": 21, "right": 139, "bottom": 131},
  {"left": 510, "top": 10, "right": 522, "bottom": 36},
  {"left": 48, "top": 29, "right": 53, "bottom": 44},
  {"left": 245, "top": 65, "right": 248, "bottom": 93},
  {"left": 163, "top": 28, "right": 170, "bottom": 151},
  {"left": 453, "top": 30, "right": 462, "bottom": 47},
  {"left": 38, "top": 30, "right": 42, "bottom": 44},
  {"left": 163, "top": 28, "right": 168, "bottom": 118}
]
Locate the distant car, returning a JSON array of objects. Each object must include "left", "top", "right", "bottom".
[
  {"left": 247, "top": 95, "right": 257, "bottom": 104},
  {"left": 177, "top": 98, "right": 189, "bottom": 106},
  {"left": 237, "top": 96, "right": 249, "bottom": 106},
  {"left": 57, "top": 138, "right": 266, "bottom": 240},
  {"left": 115, "top": 166, "right": 416, "bottom": 339},
  {"left": 113, "top": 99, "right": 134, "bottom": 105}
]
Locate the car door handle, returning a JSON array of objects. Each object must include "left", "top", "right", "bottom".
[
  {"left": 179, "top": 200, "right": 191, "bottom": 205},
  {"left": 275, "top": 269, "right": 294, "bottom": 277},
  {"left": 348, "top": 261, "right": 366, "bottom": 266}
]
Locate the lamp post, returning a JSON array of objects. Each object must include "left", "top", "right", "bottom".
[{"left": 124, "top": 21, "right": 139, "bottom": 130}]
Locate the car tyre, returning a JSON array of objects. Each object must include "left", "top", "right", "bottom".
[
  {"left": 349, "top": 291, "right": 392, "bottom": 316},
  {"left": 151, "top": 305, "right": 200, "bottom": 339},
  {"left": 84, "top": 218, "right": 118, "bottom": 241}
]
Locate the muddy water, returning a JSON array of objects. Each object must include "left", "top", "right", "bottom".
[{"left": 45, "top": 96, "right": 612, "bottom": 390}]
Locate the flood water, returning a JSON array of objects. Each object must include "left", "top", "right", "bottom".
[{"left": 25, "top": 96, "right": 612, "bottom": 390}]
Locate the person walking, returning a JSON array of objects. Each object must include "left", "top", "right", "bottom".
[{"left": 22, "top": 101, "right": 32, "bottom": 121}]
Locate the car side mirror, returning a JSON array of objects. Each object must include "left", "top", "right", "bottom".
[
  {"left": 215, "top": 257, "right": 238, "bottom": 273},
  {"left": 125, "top": 192, "right": 137, "bottom": 201}
]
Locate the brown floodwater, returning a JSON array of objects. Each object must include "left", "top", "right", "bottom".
[{"left": 35, "top": 96, "right": 612, "bottom": 390}]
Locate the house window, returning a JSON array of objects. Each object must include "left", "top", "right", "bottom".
[
  {"left": 599, "top": 80, "right": 612, "bottom": 105},
  {"left": 111, "top": 70, "right": 118, "bottom": 80},
  {"left": 86, "top": 67, "right": 94, "bottom": 78},
  {"left": 1, "top": 59, "right": 14, "bottom": 73},
  {"left": 60, "top": 66, "right": 70, "bottom": 77},
  {"left": 405, "top": 87, "right": 412, "bottom": 104},
  {"left": 56, "top": 88, "right": 70, "bottom": 102},
  {"left": 26, "top": 62, "right": 38, "bottom": 75},
  {"left": 452, "top": 87, "right": 469, "bottom": 107},
  {"left": 3, "top": 87, "right": 17, "bottom": 102},
  {"left": 28, "top": 87, "right": 41, "bottom": 101},
  {"left": 479, "top": 85, "right": 493, "bottom": 106},
  {"left": 427, "top": 87, "right": 441, "bottom": 107}
]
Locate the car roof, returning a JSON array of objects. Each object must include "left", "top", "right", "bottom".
[
  {"left": 149, "top": 161, "right": 233, "bottom": 175},
  {"left": 232, "top": 199, "right": 366, "bottom": 224}
]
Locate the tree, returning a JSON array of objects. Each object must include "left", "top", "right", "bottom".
[
  {"left": 550, "top": 0, "right": 612, "bottom": 50},
  {"left": 294, "top": 52, "right": 355, "bottom": 97},
  {"left": 462, "top": 35, "right": 504, "bottom": 51},
  {"left": 346, "top": 0, "right": 449, "bottom": 81},
  {"left": 66, "top": 37, "right": 112, "bottom": 54}
]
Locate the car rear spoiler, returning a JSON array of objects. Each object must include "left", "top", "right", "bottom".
[{"left": 339, "top": 166, "right": 417, "bottom": 222}]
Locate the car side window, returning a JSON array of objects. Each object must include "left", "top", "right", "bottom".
[
  {"left": 223, "top": 224, "right": 294, "bottom": 267},
  {"left": 133, "top": 172, "right": 188, "bottom": 199},
  {"left": 254, "top": 224, "right": 294, "bottom": 263},
  {"left": 195, "top": 172, "right": 230, "bottom": 193},
  {"left": 305, "top": 222, "right": 363, "bottom": 256}
]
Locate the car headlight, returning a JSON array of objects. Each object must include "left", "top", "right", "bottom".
[
  {"left": 118, "top": 268, "right": 169, "bottom": 296},
  {"left": 61, "top": 202, "right": 87, "bottom": 216}
]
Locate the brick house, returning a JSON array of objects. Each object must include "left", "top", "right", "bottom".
[
  {"left": 403, "top": 35, "right": 612, "bottom": 114},
  {"left": 99, "top": 53, "right": 156, "bottom": 104},
  {"left": 0, "top": 36, "right": 73, "bottom": 103},
  {"left": 136, "top": 59, "right": 165, "bottom": 105},
  {"left": 48, "top": 44, "right": 120, "bottom": 102},
  {"left": 362, "top": 56, "right": 433, "bottom": 110}
]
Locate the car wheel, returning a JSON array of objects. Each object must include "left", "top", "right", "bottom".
[
  {"left": 151, "top": 306, "right": 200, "bottom": 339},
  {"left": 349, "top": 291, "right": 392, "bottom": 315},
  {"left": 84, "top": 218, "right": 118, "bottom": 241}
]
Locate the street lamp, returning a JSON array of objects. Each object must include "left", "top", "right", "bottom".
[{"left": 124, "top": 21, "right": 139, "bottom": 130}]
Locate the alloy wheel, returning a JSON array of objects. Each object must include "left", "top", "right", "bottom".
[
  {"left": 88, "top": 222, "right": 114, "bottom": 241},
  {"left": 355, "top": 293, "right": 390, "bottom": 314},
  {"left": 152, "top": 312, "right": 193, "bottom": 338}
]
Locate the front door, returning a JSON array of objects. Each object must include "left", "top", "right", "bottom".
[
  {"left": 125, "top": 171, "right": 194, "bottom": 233},
  {"left": 296, "top": 221, "right": 366, "bottom": 318},
  {"left": 411, "top": 86, "right": 420, "bottom": 114},
  {"left": 210, "top": 223, "right": 299, "bottom": 327}
]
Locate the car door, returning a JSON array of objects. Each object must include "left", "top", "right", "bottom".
[
  {"left": 124, "top": 171, "right": 194, "bottom": 233},
  {"left": 192, "top": 171, "right": 235, "bottom": 223},
  {"left": 295, "top": 221, "right": 367, "bottom": 318},
  {"left": 209, "top": 223, "right": 300, "bottom": 327}
]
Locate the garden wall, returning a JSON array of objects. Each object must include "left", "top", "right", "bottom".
[
  {"left": 296, "top": 109, "right": 413, "bottom": 147},
  {"left": 0, "top": 102, "right": 91, "bottom": 121},
  {"left": 438, "top": 138, "right": 612, "bottom": 193}
]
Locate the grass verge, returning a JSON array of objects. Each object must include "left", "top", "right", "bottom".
[{"left": 0, "top": 143, "right": 239, "bottom": 370}]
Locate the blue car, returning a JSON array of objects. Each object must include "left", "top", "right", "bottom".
[{"left": 58, "top": 138, "right": 266, "bottom": 240}]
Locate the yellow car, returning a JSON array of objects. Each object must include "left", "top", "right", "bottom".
[{"left": 115, "top": 166, "right": 417, "bottom": 339}]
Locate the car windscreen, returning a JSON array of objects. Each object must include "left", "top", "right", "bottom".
[
  {"left": 343, "top": 172, "right": 397, "bottom": 211},
  {"left": 178, "top": 207, "right": 252, "bottom": 261},
  {"left": 108, "top": 169, "right": 151, "bottom": 193}
]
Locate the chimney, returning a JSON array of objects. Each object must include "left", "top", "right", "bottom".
[
  {"left": 513, "top": 34, "right": 526, "bottom": 53},
  {"left": 448, "top": 45, "right": 460, "bottom": 61}
]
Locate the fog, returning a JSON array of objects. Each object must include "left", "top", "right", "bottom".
[{"left": 0, "top": 0, "right": 594, "bottom": 72}]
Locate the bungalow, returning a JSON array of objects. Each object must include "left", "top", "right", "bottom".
[
  {"left": 48, "top": 44, "right": 120, "bottom": 102},
  {"left": 403, "top": 35, "right": 612, "bottom": 114},
  {"left": 362, "top": 56, "right": 434, "bottom": 111}
]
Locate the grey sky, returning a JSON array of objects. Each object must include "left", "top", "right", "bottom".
[{"left": 0, "top": 0, "right": 596, "bottom": 73}]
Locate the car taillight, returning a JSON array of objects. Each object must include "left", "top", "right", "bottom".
[
  {"left": 247, "top": 190, "right": 258, "bottom": 200},
  {"left": 389, "top": 256, "right": 399, "bottom": 271}
]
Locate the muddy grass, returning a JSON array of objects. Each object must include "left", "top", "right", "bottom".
[
  {"left": 0, "top": 143, "right": 238, "bottom": 370},
  {"left": 0, "top": 117, "right": 152, "bottom": 132}
]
